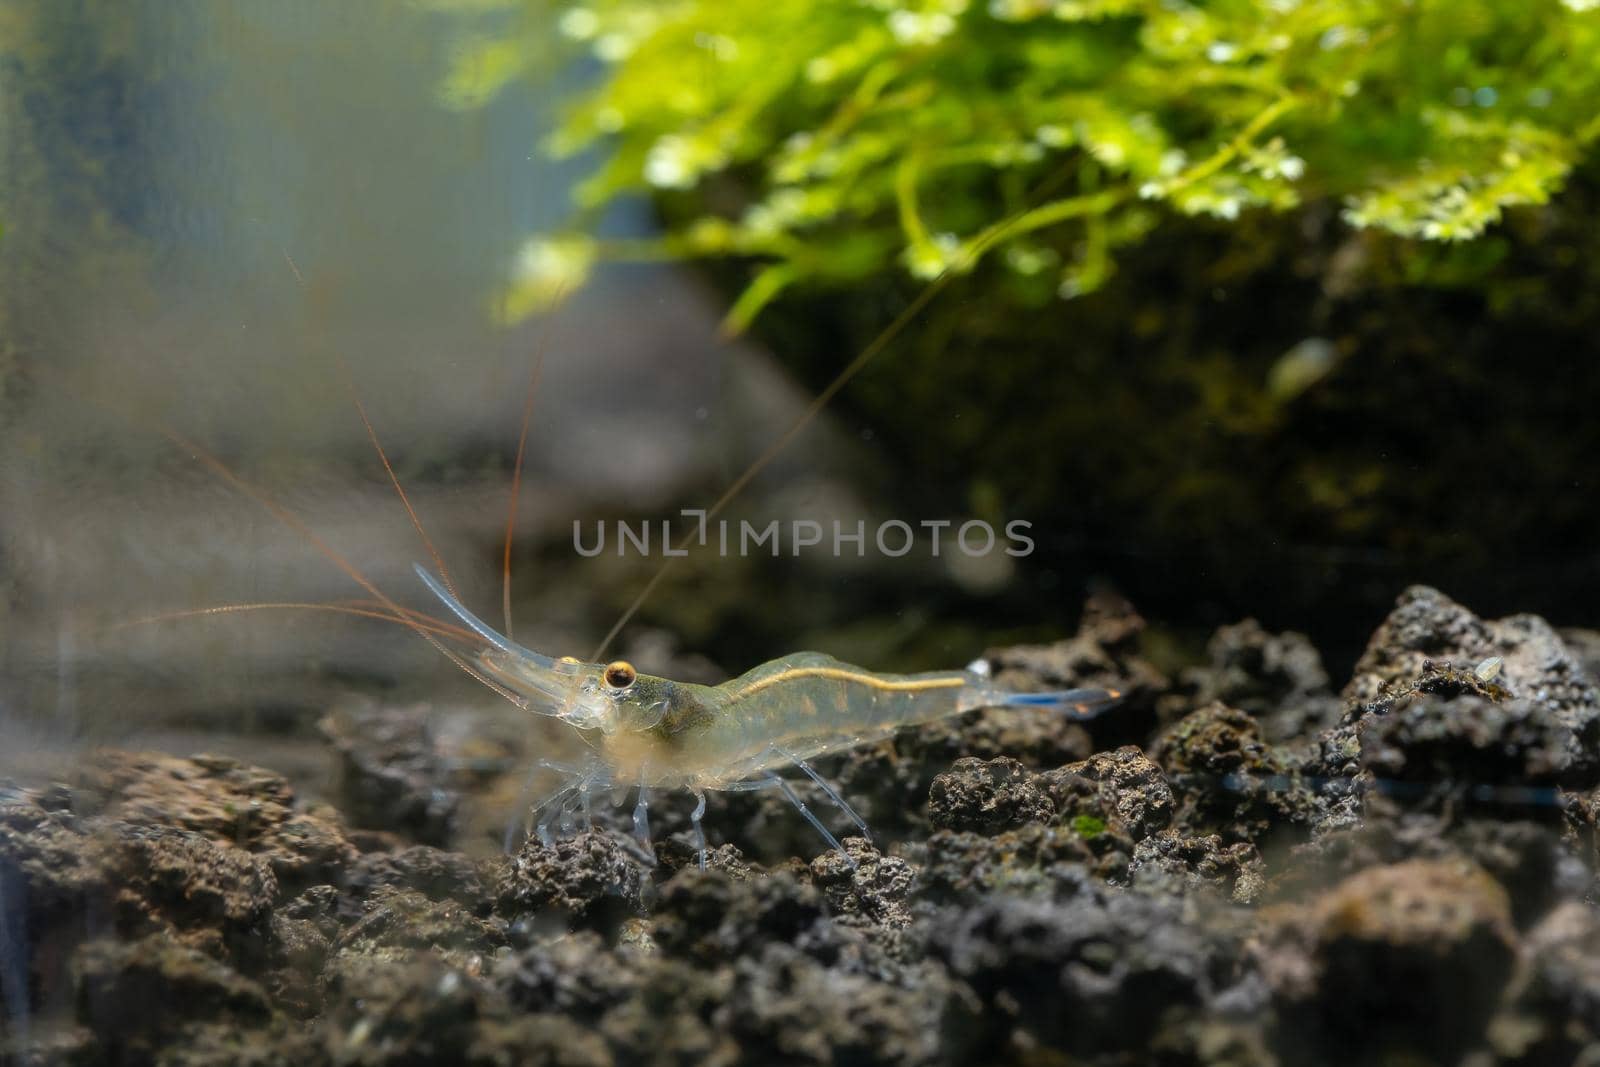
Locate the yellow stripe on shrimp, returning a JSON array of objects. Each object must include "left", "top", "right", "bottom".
[{"left": 730, "top": 666, "right": 969, "bottom": 699}]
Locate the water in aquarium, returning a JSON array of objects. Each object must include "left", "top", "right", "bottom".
[{"left": 3, "top": 2, "right": 1599, "bottom": 1064}]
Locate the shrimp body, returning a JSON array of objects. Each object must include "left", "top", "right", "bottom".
[
  {"left": 417, "top": 565, "right": 1118, "bottom": 864},
  {"left": 611, "top": 652, "right": 1094, "bottom": 788}
]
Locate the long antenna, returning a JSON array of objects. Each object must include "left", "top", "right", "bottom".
[
  {"left": 282, "top": 246, "right": 463, "bottom": 603},
  {"left": 502, "top": 302, "right": 558, "bottom": 642},
  {"left": 587, "top": 270, "right": 956, "bottom": 662},
  {"left": 348, "top": 388, "right": 462, "bottom": 603},
  {"left": 112, "top": 601, "right": 479, "bottom": 643},
  {"left": 152, "top": 423, "right": 525, "bottom": 705}
]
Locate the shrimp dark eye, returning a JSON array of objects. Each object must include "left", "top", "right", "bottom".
[{"left": 603, "top": 661, "right": 636, "bottom": 689}]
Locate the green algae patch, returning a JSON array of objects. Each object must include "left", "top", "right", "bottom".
[{"left": 1071, "top": 814, "right": 1108, "bottom": 840}]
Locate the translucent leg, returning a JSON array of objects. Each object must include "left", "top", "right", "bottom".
[
  {"left": 506, "top": 759, "right": 587, "bottom": 851},
  {"left": 776, "top": 747, "right": 873, "bottom": 844},
  {"left": 631, "top": 775, "right": 658, "bottom": 865},
  {"left": 767, "top": 771, "right": 854, "bottom": 867},
  {"left": 534, "top": 784, "right": 576, "bottom": 846},
  {"left": 690, "top": 790, "right": 708, "bottom": 871}
]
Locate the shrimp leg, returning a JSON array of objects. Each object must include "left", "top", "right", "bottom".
[
  {"left": 531, "top": 759, "right": 610, "bottom": 845},
  {"left": 534, "top": 784, "right": 578, "bottom": 845},
  {"left": 506, "top": 758, "right": 591, "bottom": 850},
  {"left": 690, "top": 790, "right": 708, "bottom": 871},
  {"left": 766, "top": 771, "right": 855, "bottom": 868},
  {"left": 631, "top": 770, "right": 657, "bottom": 865},
  {"left": 775, "top": 746, "right": 873, "bottom": 845},
  {"left": 715, "top": 774, "right": 852, "bottom": 864}
]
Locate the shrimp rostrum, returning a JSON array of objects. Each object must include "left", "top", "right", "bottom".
[{"left": 416, "top": 566, "right": 1120, "bottom": 870}]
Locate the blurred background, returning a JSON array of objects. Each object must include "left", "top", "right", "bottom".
[
  {"left": 0, "top": 1, "right": 1018, "bottom": 782},
  {"left": 3, "top": 0, "right": 1599, "bottom": 788}
]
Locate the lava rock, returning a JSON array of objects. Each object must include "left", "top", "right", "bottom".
[
  {"left": 1344, "top": 587, "right": 1600, "bottom": 777},
  {"left": 12, "top": 586, "right": 1600, "bottom": 1066},
  {"left": 1489, "top": 901, "right": 1600, "bottom": 1064},
  {"left": 74, "top": 936, "right": 272, "bottom": 1053},
  {"left": 1257, "top": 858, "right": 1518, "bottom": 1063},
  {"left": 342, "top": 844, "right": 490, "bottom": 913},
  {"left": 808, "top": 839, "right": 916, "bottom": 929},
  {"left": 1151, "top": 701, "right": 1325, "bottom": 845},
  {"left": 80, "top": 750, "right": 357, "bottom": 895},
  {"left": 927, "top": 757, "right": 1055, "bottom": 835},
  {"left": 1182, "top": 618, "right": 1342, "bottom": 741},
  {"left": 1128, "top": 830, "right": 1266, "bottom": 903},
  {"left": 493, "top": 832, "right": 649, "bottom": 935},
  {"left": 321, "top": 705, "right": 462, "bottom": 847},
  {"left": 651, "top": 869, "right": 830, "bottom": 965},
  {"left": 911, "top": 824, "right": 1109, "bottom": 904},
  {"left": 1041, "top": 745, "right": 1175, "bottom": 842},
  {"left": 333, "top": 884, "right": 504, "bottom": 960},
  {"left": 721, "top": 943, "right": 959, "bottom": 1067},
  {"left": 933, "top": 892, "right": 1228, "bottom": 1060},
  {"left": 498, "top": 931, "right": 640, "bottom": 1019},
  {"left": 1358, "top": 692, "right": 1578, "bottom": 817}
]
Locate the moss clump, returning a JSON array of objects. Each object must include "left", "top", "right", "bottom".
[{"left": 440, "top": 0, "right": 1600, "bottom": 329}]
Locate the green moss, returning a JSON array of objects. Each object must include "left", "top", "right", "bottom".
[
  {"left": 1071, "top": 814, "right": 1107, "bottom": 839},
  {"left": 423, "top": 1, "right": 1600, "bottom": 642},
  {"left": 439, "top": 0, "right": 1600, "bottom": 330}
]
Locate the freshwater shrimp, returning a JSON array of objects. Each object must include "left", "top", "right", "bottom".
[{"left": 414, "top": 564, "right": 1120, "bottom": 868}]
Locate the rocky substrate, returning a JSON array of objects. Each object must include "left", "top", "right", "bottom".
[{"left": 4, "top": 586, "right": 1600, "bottom": 1065}]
